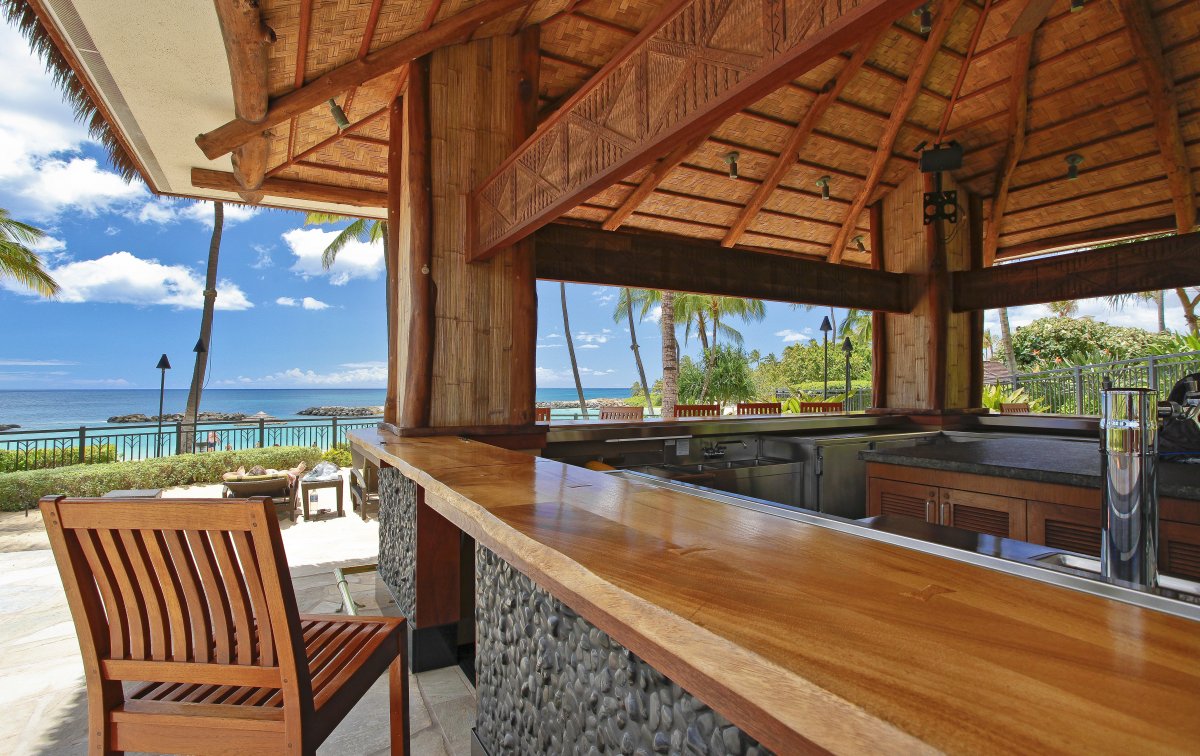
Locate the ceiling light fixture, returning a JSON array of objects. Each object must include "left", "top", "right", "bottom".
[
  {"left": 327, "top": 98, "right": 350, "bottom": 130},
  {"left": 853, "top": 235, "right": 866, "bottom": 252},
  {"left": 723, "top": 151, "right": 740, "bottom": 179},
  {"left": 914, "top": 4, "right": 932, "bottom": 34},
  {"left": 1070, "top": 0, "right": 1085, "bottom": 11},
  {"left": 1066, "top": 153, "right": 1084, "bottom": 180},
  {"left": 816, "top": 175, "right": 832, "bottom": 200}
]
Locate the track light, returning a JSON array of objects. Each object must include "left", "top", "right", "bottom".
[
  {"left": 1066, "top": 153, "right": 1084, "bottom": 180},
  {"left": 914, "top": 4, "right": 932, "bottom": 34},
  {"left": 723, "top": 151, "right": 739, "bottom": 179},
  {"left": 1070, "top": 0, "right": 1085, "bottom": 11},
  {"left": 816, "top": 175, "right": 831, "bottom": 200},
  {"left": 853, "top": 235, "right": 866, "bottom": 252},
  {"left": 327, "top": 98, "right": 350, "bottom": 130}
]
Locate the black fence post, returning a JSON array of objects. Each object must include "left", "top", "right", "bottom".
[
  {"left": 258, "top": 418, "right": 266, "bottom": 448},
  {"left": 175, "top": 421, "right": 183, "bottom": 456},
  {"left": 331, "top": 417, "right": 339, "bottom": 449},
  {"left": 78, "top": 426, "right": 86, "bottom": 464}
]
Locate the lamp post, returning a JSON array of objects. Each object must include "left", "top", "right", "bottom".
[
  {"left": 820, "top": 316, "right": 833, "bottom": 399},
  {"left": 155, "top": 354, "right": 171, "bottom": 457},
  {"left": 842, "top": 337, "right": 853, "bottom": 406}
]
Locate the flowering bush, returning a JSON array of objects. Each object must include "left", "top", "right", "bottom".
[{"left": 1001, "top": 317, "right": 1173, "bottom": 372}]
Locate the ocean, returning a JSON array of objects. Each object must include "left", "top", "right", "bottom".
[{"left": 0, "top": 387, "right": 633, "bottom": 429}]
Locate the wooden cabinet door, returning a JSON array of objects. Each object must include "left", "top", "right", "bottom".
[
  {"left": 1027, "top": 500, "right": 1101, "bottom": 557},
  {"left": 868, "top": 477, "right": 937, "bottom": 522},
  {"left": 939, "top": 488, "right": 1027, "bottom": 540},
  {"left": 1161, "top": 520, "right": 1200, "bottom": 581}
]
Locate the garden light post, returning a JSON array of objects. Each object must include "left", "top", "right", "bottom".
[
  {"left": 155, "top": 353, "right": 171, "bottom": 457},
  {"left": 820, "top": 316, "right": 832, "bottom": 399},
  {"left": 843, "top": 337, "right": 853, "bottom": 404}
]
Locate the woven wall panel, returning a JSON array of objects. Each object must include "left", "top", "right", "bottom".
[{"left": 883, "top": 168, "right": 929, "bottom": 409}]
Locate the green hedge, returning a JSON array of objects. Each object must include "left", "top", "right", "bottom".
[
  {"left": 0, "top": 446, "right": 323, "bottom": 512},
  {"left": 0, "top": 444, "right": 119, "bottom": 473}
]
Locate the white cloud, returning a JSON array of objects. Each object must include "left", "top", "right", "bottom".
[
  {"left": 580, "top": 367, "right": 615, "bottom": 376},
  {"left": 0, "top": 359, "right": 77, "bottom": 366},
  {"left": 282, "top": 227, "right": 384, "bottom": 285},
  {"left": 301, "top": 296, "right": 330, "bottom": 310},
  {"left": 592, "top": 288, "right": 616, "bottom": 305},
  {"left": 20, "top": 157, "right": 146, "bottom": 218},
  {"left": 544, "top": 332, "right": 562, "bottom": 339},
  {"left": 104, "top": 226, "right": 120, "bottom": 236},
  {"left": 70, "top": 378, "right": 131, "bottom": 386},
  {"left": 217, "top": 363, "right": 386, "bottom": 387},
  {"left": 251, "top": 244, "right": 274, "bottom": 269},
  {"left": 578, "top": 344, "right": 600, "bottom": 349},
  {"left": 775, "top": 328, "right": 812, "bottom": 343},
  {"left": 136, "top": 198, "right": 258, "bottom": 227},
  {"left": 575, "top": 331, "right": 610, "bottom": 344},
  {"left": 3, "top": 251, "right": 252, "bottom": 310},
  {"left": 644, "top": 305, "right": 662, "bottom": 323},
  {"left": 536, "top": 343, "right": 561, "bottom": 349},
  {"left": 276, "top": 296, "right": 296, "bottom": 306}
]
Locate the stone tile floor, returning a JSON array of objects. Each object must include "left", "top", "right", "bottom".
[{"left": 0, "top": 480, "right": 476, "bottom": 755}]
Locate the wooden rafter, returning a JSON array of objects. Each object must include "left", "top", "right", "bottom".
[
  {"left": 536, "top": 224, "right": 914, "bottom": 313},
  {"left": 982, "top": 30, "right": 1035, "bottom": 266},
  {"left": 995, "top": 216, "right": 1182, "bottom": 260},
  {"left": 471, "top": 0, "right": 926, "bottom": 261},
  {"left": 191, "top": 168, "right": 386, "bottom": 208},
  {"left": 283, "top": 0, "right": 313, "bottom": 170},
  {"left": 936, "top": 0, "right": 992, "bottom": 142},
  {"left": 1117, "top": 0, "right": 1196, "bottom": 233},
  {"left": 196, "top": 0, "right": 526, "bottom": 160},
  {"left": 828, "top": 0, "right": 965, "bottom": 264},
  {"left": 267, "top": 107, "right": 389, "bottom": 178},
  {"left": 722, "top": 28, "right": 883, "bottom": 249},
  {"left": 601, "top": 132, "right": 708, "bottom": 231},
  {"left": 213, "top": 0, "right": 273, "bottom": 194}
]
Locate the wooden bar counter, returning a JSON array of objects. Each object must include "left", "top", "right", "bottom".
[{"left": 349, "top": 428, "right": 1200, "bottom": 754}]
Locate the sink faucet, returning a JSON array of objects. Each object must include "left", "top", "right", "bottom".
[
  {"left": 1099, "top": 388, "right": 1159, "bottom": 589},
  {"left": 702, "top": 438, "right": 748, "bottom": 459}
]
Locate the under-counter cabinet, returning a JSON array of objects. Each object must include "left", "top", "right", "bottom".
[{"left": 866, "top": 462, "right": 1200, "bottom": 579}]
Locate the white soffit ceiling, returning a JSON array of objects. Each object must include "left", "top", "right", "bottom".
[{"left": 38, "top": 0, "right": 385, "bottom": 219}]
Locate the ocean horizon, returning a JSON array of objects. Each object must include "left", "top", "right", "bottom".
[{"left": 0, "top": 387, "right": 634, "bottom": 429}]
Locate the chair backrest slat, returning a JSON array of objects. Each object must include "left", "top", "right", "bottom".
[
  {"left": 97, "top": 529, "right": 149, "bottom": 659},
  {"left": 140, "top": 530, "right": 191, "bottom": 662},
  {"left": 186, "top": 529, "right": 236, "bottom": 664},
  {"left": 598, "top": 406, "right": 644, "bottom": 421},
  {"left": 673, "top": 404, "right": 720, "bottom": 417},
  {"left": 161, "top": 529, "right": 210, "bottom": 663},
  {"left": 736, "top": 402, "right": 781, "bottom": 415},
  {"left": 119, "top": 529, "right": 172, "bottom": 661},
  {"left": 75, "top": 528, "right": 126, "bottom": 658},
  {"left": 209, "top": 531, "right": 256, "bottom": 665},
  {"left": 232, "top": 530, "right": 275, "bottom": 666},
  {"left": 798, "top": 401, "right": 843, "bottom": 413},
  {"left": 1000, "top": 402, "right": 1031, "bottom": 414}
]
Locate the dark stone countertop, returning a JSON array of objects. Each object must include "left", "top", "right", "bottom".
[{"left": 860, "top": 437, "right": 1200, "bottom": 501}]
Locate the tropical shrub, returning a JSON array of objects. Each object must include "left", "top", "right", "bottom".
[
  {"left": 1000, "top": 317, "right": 1173, "bottom": 371},
  {"left": 322, "top": 444, "right": 353, "bottom": 468},
  {"left": 981, "top": 384, "right": 1047, "bottom": 413},
  {"left": 0, "top": 446, "right": 323, "bottom": 512},
  {"left": 0, "top": 443, "right": 118, "bottom": 473}
]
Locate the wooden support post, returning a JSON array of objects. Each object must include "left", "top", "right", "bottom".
[
  {"left": 870, "top": 202, "right": 888, "bottom": 410},
  {"left": 400, "top": 57, "right": 434, "bottom": 430},
  {"left": 384, "top": 97, "right": 402, "bottom": 427},
  {"left": 925, "top": 174, "right": 948, "bottom": 412},
  {"left": 509, "top": 27, "right": 540, "bottom": 425},
  {"left": 968, "top": 194, "right": 985, "bottom": 408},
  {"left": 212, "top": 0, "right": 274, "bottom": 193}
]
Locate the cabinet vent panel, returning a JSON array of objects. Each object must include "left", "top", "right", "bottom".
[
  {"left": 1164, "top": 540, "right": 1200, "bottom": 581},
  {"left": 1045, "top": 521, "right": 1101, "bottom": 557},
  {"left": 880, "top": 493, "right": 926, "bottom": 520},
  {"left": 953, "top": 505, "right": 1009, "bottom": 538}
]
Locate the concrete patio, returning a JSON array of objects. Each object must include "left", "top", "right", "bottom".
[{"left": 0, "top": 480, "right": 474, "bottom": 755}]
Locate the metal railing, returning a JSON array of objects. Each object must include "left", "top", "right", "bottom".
[
  {"left": 1006, "top": 351, "right": 1200, "bottom": 415},
  {"left": 0, "top": 416, "right": 383, "bottom": 472}
]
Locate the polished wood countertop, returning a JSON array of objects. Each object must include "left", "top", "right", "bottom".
[{"left": 350, "top": 428, "right": 1200, "bottom": 754}]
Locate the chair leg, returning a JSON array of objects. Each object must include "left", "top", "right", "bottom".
[{"left": 389, "top": 650, "right": 410, "bottom": 756}]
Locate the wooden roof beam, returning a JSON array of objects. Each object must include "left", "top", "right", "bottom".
[
  {"left": 195, "top": 0, "right": 527, "bottom": 160},
  {"left": 213, "top": 0, "right": 274, "bottom": 195},
  {"left": 995, "top": 215, "right": 1183, "bottom": 259},
  {"left": 536, "top": 223, "right": 913, "bottom": 312},
  {"left": 1117, "top": 0, "right": 1196, "bottom": 234},
  {"left": 954, "top": 229, "right": 1200, "bottom": 311},
  {"left": 602, "top": 132, "right": 709, "bottom": 231},
  {"left": 722, "top": 28, "right": 883, "bottom": 249},
  {"left": 829, "top": 0, "right": 965, "bottom": 264},
  {"left": 191, "top": 167, "right": 387, "bottom": 208},
  {"left": 983, "top": 31, "right": 1035, "bottom": 266},
  {"left": 470, "top": 0, "right": 925, "bottom": 261}
]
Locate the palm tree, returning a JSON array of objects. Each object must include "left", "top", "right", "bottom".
[
  {"left": 1046, "top": 300, "right": 1079, "bottom": 318},
  {"left": 982, "top": 329, "right": 995, "bottom": 360},
  {"left": 560, "top": 282, "right": 588, "bottom": 419},
  {"left": 182, "top": 202, "right": 224, "bottom": 452},
  {"left": 660, "top": 291, "right": 679, "bottom": 418},
  {"left": 0, "top": 208, "right": 58, "bottom": 297},
  {"left": 839, "top": 308, "right": 872, "bottom": 340},
  {"left": 998, "top": 307, "right": 1018, "bottom": 376},
  {"left": 613, "top": 288, "right": 655, "bottom": 415},
  {"left": 1107, "top": 291, "right": 1166, "bottom": 332},
  {"left": 697, "top": 296, "right": 765, "bottom": 400},
  {"left": 304, "top": 213, "right": 386, "bottom": 269}
]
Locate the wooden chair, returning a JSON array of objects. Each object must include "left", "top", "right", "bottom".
[
  {"left": 534, "top": 407, "right": 551, "bottom": 422},
  {"left": 798, "top": 401, "right": 844, "bottom": 413},
  {"left": 673, "top": 403, "right": 721, "bottom": 417},
  {"left": 1000, "top": 402, "right": 1031, "bottom": 414},
  {"left": 349, "top": 446, "right": 380, "bottom": 522},
  {"left": 598, "top": 406, "right": 644, "bottom": 421},
  {"left": 736, "top": 402, "right": 781, "bottom": 416},
  {"left": 40, "top": 495, "right": 409, "bottom": 755}
]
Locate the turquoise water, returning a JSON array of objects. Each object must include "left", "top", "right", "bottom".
[{"left": 0, "top": 387, "right": 633, "bottom": 429}]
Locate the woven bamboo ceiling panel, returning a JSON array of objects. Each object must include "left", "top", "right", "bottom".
[{"left": 239, "top": 0, "right": 1200, "bottom": 264}]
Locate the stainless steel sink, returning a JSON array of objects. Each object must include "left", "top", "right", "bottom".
[
  {"left": 701, "top": 457, "right": 790, "bottom": 470},
  {"left": 619, "top": 458, "right": 803, "bottom": 506},
  {"left": 1032, "top": 552, "right": 1200, "bottom": 596}
]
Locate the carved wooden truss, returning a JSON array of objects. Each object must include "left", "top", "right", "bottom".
[{"left": 469, "top": 0, "right": 923, "bottom": 260}]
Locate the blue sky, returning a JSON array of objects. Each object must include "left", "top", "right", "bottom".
[{"left": 0, "top": 18, "right": 1181, "bottom": 392}]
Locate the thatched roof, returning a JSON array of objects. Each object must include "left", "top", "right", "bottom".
[{"left": 15, "top": 0, "right": 1200, "bottom": 260}]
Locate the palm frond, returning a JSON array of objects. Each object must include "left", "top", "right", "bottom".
[{"left": 0, "top": 242, "right": 59, "bottom": 297}]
